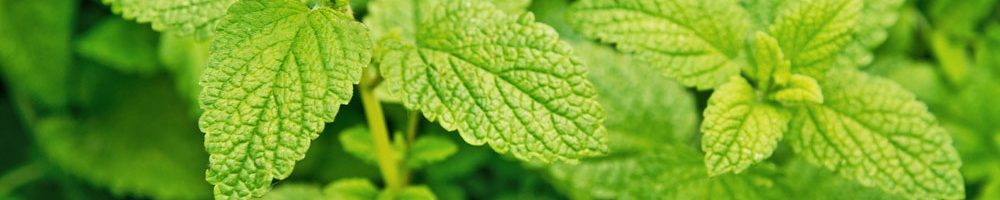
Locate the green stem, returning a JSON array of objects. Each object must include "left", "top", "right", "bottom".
[
  {"left": 0, "top": 161, "right": 45, "bottom": 195},
  {"left": 359, "top": 69, "right": 404, "bottom": 192},
  {"left": 405, "top": 111, "right": 420, "bottom": 145}
]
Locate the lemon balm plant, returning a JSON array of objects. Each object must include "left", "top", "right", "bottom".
[{"left": 0, "top": 0, "right": 982, "bottom": 199}]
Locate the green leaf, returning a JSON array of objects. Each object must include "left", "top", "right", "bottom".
[
  {"left": 102, "top": 0, "right": 238, "bottom": 38},
  {"left": 198, "top": 0, "right": 372, "bottom": 198},
  {"left": 788, "top": 69, "right": 965, "bottom": 199},
  {"left": 381, "top": 186, "right": 437, "bottom": 200},
  {"left": 406, "top": 136, "right": 458, "bottom": 169},
  {"left": 549, "top": 144, "right": 780, "bottom": 199},
  {"left": 573, "top": 41, "right": 698, "bottom": 148},
  {"left": 339, "top": 125, "right": 378, "bottom": 163},
  {"left": 702, "top": 77, "right": 790, "bottom": 176},
  {"left": 771, "top": 74, "right": 823, "bottom": 105},
  {"left": 325, "top": 178, "right": 379, "bottom": 200},
  {"left": 780, "top": 159, "right": 902, "bottom": 200},
  {"left": 33, "top": 78, "right": 210, "bottom": 199},
  {"left": 375, "top": 0, "right": 607, "bottom": 163},
  {"left": 567, "top": 0, "right": 748, "bottom": 89},
  {"left": 489, "top": 0, "right": 531, "bottom": 14},
  {"left": 769, "top": 0, "right": 860, "bottom": 76},
  {"left": 77, "top": 18, "right": 160, "bottom": 74},
  {"left": 749, "top": 31, "right": 790, "bottom": 87},
  {"left": 833, "top": 0, "right": 904, "bottom": 68},
  {"left": 0, "top": 0, "right": 74, "bottom": 109},
  {"left": 261, "top": 184, "right": 325, "bottom": 200}
]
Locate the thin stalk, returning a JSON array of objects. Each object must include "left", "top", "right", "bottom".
[
  {"left": 359, "top": 69, "right": 404, "bottom": 192},
  {"left": 0, "top": 161, "right": 45, "bottom": 195},
  {"left": 405, "top": 111, "right": 420, "bottom": 145}
]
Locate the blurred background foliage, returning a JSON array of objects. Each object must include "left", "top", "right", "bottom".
[{"left": 0, "top": 0, "right": 998, "bottom": 199}]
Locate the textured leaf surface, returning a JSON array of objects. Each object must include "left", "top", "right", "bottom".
[
  {"left": 103, "top": 0, "right": 237, "bottom": 37},
  {"left": 788, "top": 69, "right": 964, "bottom": 199},
  {"left": 377, "top": 0, "right": 607, "bottom": 163},
  {"left": 771, "top": 74, "right": 824, "bottom": 105},
  {"left": 77, "top": 18, "right": 160, "bottom": 74},
  {"left": 198, "top": 0, "right": 372, "bottom": 198},
  {"left": 770, "top": 0, "right": 859, "bottom": 77},
  {"left": 567, "top": 0, "right": 748, "bottom": 89},
  {"left": 702, "top": 77, "right": 789, "bottom": 176},
  {"left": 781, "top": 159, "right": 902, "bottom": 200},
  {"left": 833, "top": 0, "right": 904, "bottom": 68},
  {"left": 34, "top": 78, "right": 210, "bottom": 199},
  {"left": 0, "top": 0, "right": 74, "bottom": 108}
]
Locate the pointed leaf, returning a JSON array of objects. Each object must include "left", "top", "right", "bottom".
[
  {"left": 567, "top": 0, "right": 749, "bottom": 89},
  {"left": 789, "top": 69, "right": 965, "bottom": 199},
  {"left": 702, "top": 77, "right": 790, "bottom": 176},
  {"left": 770, "top": 0, "right": 860, "bottom": 76},
  {"left": 377, "top": 0, "right": 608, "bottom": 163},
  {"left": 103, "top": 0, "right": 237, "bottom": 37},
  {"left": 199, "top": 0, "right": 372, "bottom": 198}
]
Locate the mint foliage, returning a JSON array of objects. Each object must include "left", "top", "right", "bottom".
[
  {"left": 198, "top": 0, "right": 372, "bottom": 198},
  {"left": 261, "top": 178, "right": 436, "bottom": 200},
  {"left": 702, "top": 77, "right": 789, "bottom": 176},
  {"left": 371, "top": 0, "right": 608, "bottom": 163},
  {"left": 789, "top": 69, "right": 964, "bottom": 199},
  {"left": 567, "top": 0, "right": 748, "bottom": 89},
  {"left": 570, "top": 0, "right": 964, "bottom": 198},
  {"left": 103, "top": 0, "right": 237, "bottom": 38}
]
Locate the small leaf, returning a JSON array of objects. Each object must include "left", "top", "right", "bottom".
[
  {"left": 76, "top": 18, "right": 160, "bottom": 74},
  {"left": 339, "top": 125, "right": 378, "bottom": 163},
  {"left": 702, "top": 77, "right": 790, "bottom": 176},
  {"left": 261, "top": 184, "right": 325, "bottom": 200},
  {"left": 771, "top": 74, "right": 824, "bottom": 105},
  {"left": 0, "top": 0, "right": 74, "bottom": 108},
  {"left": 789, "top": 69, "right": 965, "bottom": 199},
  {"left": 750, "top": 31, "right": 791, "bottom": 87},
  {"left": 102, "top": 0, "right": 238, "bottom": 38},
  {"left": 567, "top": 0, "right": 749, "bottom": 89},
  {"left": 406, "top": 136, "right": 458, "bottom": 169},
  {"left": 376, "top": 0, "right": 608, "bottom": 163},
  {"left": 770, "top": 0, "right": 860, "bottom": 76},
  {"left": 325, "top": 178, "right": 380, "bottom": 200},
  {"left": 380, "top": 186, "right": 437, "bottom": 200},
  {"left": 199, "top": 0, "right": 372, "bottom": 198}
]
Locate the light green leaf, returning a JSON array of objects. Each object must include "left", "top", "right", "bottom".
[
  {"left": 365, "top": 0, "right": 528, "bottom": 42},
  {"left": 489, "top": 0, "right": 531, "bottom": 14},
  {"left": 325, "top": 178, "right": 379, "bottom": 200},
  {"left": 381, "top": 186, "right": 437, "bottom": 200},
  {"left": 406, "top": 136, "right": 458, "bottom": 169},
  {"left": 261, "top": 184, "right": 325, "bottom": 200},
  {"left": 702, "top": 77, "right": 790, "bottom": 176},
  {"left": 339, "top": 125, "right": 378, "bottom": 163},
  {"left": 749, "top": 31, "right": 790, "bottom": 87},
  {"left": 102, "top": 0, "right": 237, "bottom": 38},
  {"left": 771, "top": 74, "right": 823, "bottom": 105},
  {"left": 573, "top": 41, "right": 698, "bottom": 148},
  {"left": 376, "top": 0, "right": 607, "bottom": 163},
  {"left": 198, "top": 0, "right": 372, "bottom": 198},
  {"left": 567, "top": 0, "right": 748, "bottom": 89},
  {"left": 33, "top": 78, "right": 210, "bottom": 199},
  {"left": 977, "top": 24, "right": 1000, "bottom": 77},
  {"left": 77, "top": 18, "right": 160, "bottom": 74},
  {"left": 833, "top": 0, "right": 904, "bottom": 68},
  {"left": 770, "top": 0, "right": 860, "bottom": 76},
  {"left": 549, "top": 144, "right": 780, "bottom": 199},
  {"left": 0, "top": 0, "right": 74, "bottom": 108},
  {"left": 788, "top": 69, "right": 965, "bottom": 199}
]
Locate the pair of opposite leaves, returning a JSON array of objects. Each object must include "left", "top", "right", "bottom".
[
  {"left": 568, "top": 0, "right": 963, "bottom": 199},
  {"left": 109, "top": 0, "right": 607, "bottom": 198}
]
